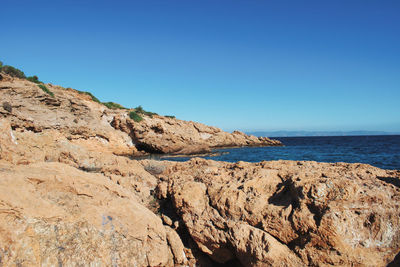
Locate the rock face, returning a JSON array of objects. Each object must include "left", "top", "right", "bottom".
[
  {"left": 159, "top": 158, "right": 400, "bottom": 266},
  {"left": 0, "top": 75, "right": 138, "bottom": 157},
  {"left": 1, "top": 73, "right": 399, "bottom": 266},
  {"left": 111, "top": 116, "right": 282, "bottom": 155},
  {"left": 0, "top": 74, "right": 281, "bottom": 157},
  {"left": 0, "top": 161, "right": 173, "bottom": 266},
  {"left": 0, "top": 117, "right": 185, "bottom": 266}
]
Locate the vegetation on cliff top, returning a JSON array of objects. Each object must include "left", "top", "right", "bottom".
[
  {"left": 129, "top": 111, "right": 143, "bottom": 122},
  {"left": 0, "top": 61, "right": 55, "bottom": 97},
  {"left": 135, "top": 105, "right": 158, "bottom": 117},
  {"left": 0, "top": 60, "right": 174, "bottom": 118},
  {"left": 26, "top": 75, "right": 42, "bottom": 84},
  {"left": 0, "top": 64, "right": 26, "bottom": 79},
  {"left": 38, "top": 84, "right": 54, "bottom": 97},
  {"left": 77, "top": 91, "right": 101, "bottom": 103},
  {"left": 103, "top": 102, "right": 127, "bottom": 110}
]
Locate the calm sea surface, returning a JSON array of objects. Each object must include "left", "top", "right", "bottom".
[{"left": 161, "top": 135, "right": 400, "bottom": 170}]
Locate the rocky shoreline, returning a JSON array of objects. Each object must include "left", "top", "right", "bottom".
[{"left": 0, "top": 73, "right": 399, "bottom": 266}]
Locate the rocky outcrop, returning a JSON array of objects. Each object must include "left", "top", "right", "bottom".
[
  {"left": 111, "top": 115, "right": 282, "bottom": 155},
  {"left": 157, "top": 158, "right": 400, "bottom": 266},
  {"left": 0, "top": 74, "right": 281, "bottom": 157},
  {"left": 0, "top": 75, "right": 139, "bottom": 157},
  {"left": 0, "top": 161, "right": 174, "bottom": 266},
  {"left": 1, "top": 73, "right": 399, "bottom": 266},
  {"left": 0, "top": 117, "right": 188, "bottom": 266}
]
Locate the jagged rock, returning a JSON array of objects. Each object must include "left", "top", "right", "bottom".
[
  {"left": 162, "top": 214, "right": 173, "bottom": 226},
  {"left": 229, "top": 222, "right": 304, "bottom": 266},
  {"left": 111, "top": 114, "right": 282, "bottom": 155},
  {"left": 165, "top": 226, "right": 187, "bottom": 264},
  {"left": 1, "top": 74, "right": 399, "bottom": 267},
  {"left": 156, "top": 181, "right": 169, "bottom": 199},
  {"left": 0, "top": 76, "right": 138, "bottom": 156},
  {"left": 0, "top": 75, "right": 281, "bottom": 157},
  {"left": 162, "top": 158, "right": 400, "bottom": 266},
  {"left": 0, "top": 161, "right": 173, "bottom": 266}
]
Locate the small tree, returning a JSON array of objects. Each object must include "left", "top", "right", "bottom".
[
  {"left": 135, "top": 105, "right": 145, "bottom": 114},
  {"left": 27, "top": 75, "right": 40, "bottom": 84}
]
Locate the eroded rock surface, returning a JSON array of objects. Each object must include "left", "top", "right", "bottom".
[
  {"left": 0, "top": 160, "right": 177, "bottom": 266},
  {"left": 0, "top": 74, "right": 281, "bottom": 157},
  {"left": 0, "top": 117, "right": 186, "bottom": 266},
  {"left": 112, "top": 116, "right": 282, "bottom": 155},
  {"left": 1, "top": 73, "right": 399, "bottom": 266},
  {"left": 159, "top": 158, "right": 400, "bottom": 266}
]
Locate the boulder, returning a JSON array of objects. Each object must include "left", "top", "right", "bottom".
[
  {"left": 162, "top": 158, "right": 400, "bottom": 266},
  {"left": 0, "top": 161, "right": 174, "bottom": 266}
]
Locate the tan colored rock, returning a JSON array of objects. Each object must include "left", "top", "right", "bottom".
[
  {"left": 0, "top": 76, "right": 137, "bottom": 157},
  {"left": 165, "top": 226, "right": 187, "bottom": 265},
  {"left": 2, "top": 73, "right": 400, "bottom": 267},
  {"left": 1, "top": 75, "right": 280, "bottom": 157},
  {"left": 229, "top": 222, "right": 304, "bottom": 266},
  {"left": 156, "top": 181, "right": 169, "bottom": 200},
  {"left": 0, "top": 118, "right": 157, "bottom": 207},
  {"left": 0, "top": 161, "right": 172, "bottom": 266},
  {"left": 163, "top": 158, "right": 400, "bottom": 266},
  {"left": 111, "top": 114, "right": 282, "bottom": 155},
  {"left": 162, "top": 214, "right": 173, "bottom": 226},
  {"left": 0, "top": 118, "right": 17, "bottom": 161}
]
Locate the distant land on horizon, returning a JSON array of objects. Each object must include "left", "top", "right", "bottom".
[{"left": 248, "top": 130, "right": 400, "bottom": 137}]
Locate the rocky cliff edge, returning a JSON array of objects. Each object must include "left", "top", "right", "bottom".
[{"left": 0, "top": 74, "right": 281, "bottom": 158}]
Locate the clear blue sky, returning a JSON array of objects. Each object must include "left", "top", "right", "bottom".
[{"left": 2, "top": 0, "right": 399, "bottom": 132}]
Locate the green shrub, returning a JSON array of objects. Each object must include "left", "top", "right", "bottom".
[
  {"left": 0, "top": 65, "right": 26, "bottom": 79},
  {"left": 27, "top": 75, "right": 41, "bottom": 84},
  {"left": 103, "top": 102, "right": 126, "bottom": 110},
  {"left": 85, "top": 92, "right": 100, "bottom": 103},
  {"left": 129, "top": 111, "right": 143, "bottom": 122},
  {"left": 38, "top": 84, "right": 54, "bottom": 97},
  {"left": 0, "top": 61, "right": 3, "bottom": 68},
  {"left": 76, "top": 90, "right": 100, "bottom": 103},
  {"left": 165, "top": 115, "right": 175, "bottom": 119},
  {"left": 135, "top": 105, "right": 144, "bottom": 114},
  {"left": 135, "top": 105, "right": 158, "bottom": 117},
  {"left": 147, "top": 112, "right": 158, "bottom": 117}
]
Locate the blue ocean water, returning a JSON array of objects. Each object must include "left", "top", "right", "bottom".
[{"left": 161, "top": 135, "right": 400, "bottom": 170}]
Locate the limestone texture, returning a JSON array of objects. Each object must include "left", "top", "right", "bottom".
[
  {"left": 0, "top": 74, "right": 281, "bottom": 158},
  {"left": 0, "top": 73, "right": 399, "bottom": 266},
  {"left": 159, "top": 159, "right": 400, "bottom": 266}
]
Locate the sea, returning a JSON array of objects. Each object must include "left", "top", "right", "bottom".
[{"left": 160, "top": 135, "right": 400, "bottom": 170}]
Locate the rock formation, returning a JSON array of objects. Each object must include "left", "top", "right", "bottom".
[
  {"left": 0, "top": 74, "right": 281, "bottom": 158},
  {"left": 111, "top": 116, "right": 282, "bottom": 155},
  {"left": 0, "top": 72, "right": 399, "bottom": 266},
  {"left": 157, "top": 159, "right": 400, "bottom": 266}
]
